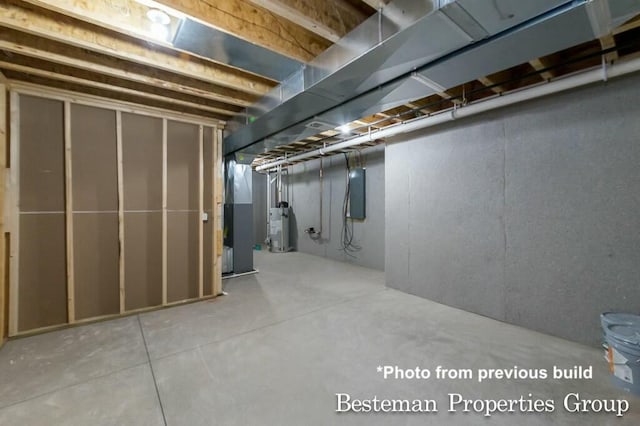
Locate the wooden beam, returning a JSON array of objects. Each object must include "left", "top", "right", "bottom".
[
  {"left": 478, "top": 76, "right": 505, "bottom": 94},
  {"left": 613, "top": 14, "right": 640, "bottom": 35},
  {"left": 403, "top": 102, "right": 434, "bottom": 115},
  {"left": 0, "top": 60, "right": 240, "bottom": 117},
  {"left": 600, "top": 34, "right": 618, "bottom": 63},
  {"left": 64, "top": 101, "right": 75, "bottom": 324},
  {"left": 0, "top": 51, "right": 248, "bottom": 115},
  {"left": 529, "top": 57, "right": 556, "bottom": 81},
  {"left": 0, "top": 1, "right": 272, "bottom": 96},
  {"left": 0, "top": 32, "right": 257, "bottom": 108},
  {"left": 21, "top": 0, "right": 183, "bottom": 49},
  {"left": 246, "top": 0, "right": 367, "bottom": 42},
  {"left": 362, "top": 0, "right": 388, "bottom": 9},
  {"left": 155, "top": 0, "right": 330, "bottom": 62},
  {"left": 116, "top": 111, "right": 125, "bottom": 314}
]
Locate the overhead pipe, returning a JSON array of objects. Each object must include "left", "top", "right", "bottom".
[{"left": 256, "top": 57, "right": 640, "bottom": 172}]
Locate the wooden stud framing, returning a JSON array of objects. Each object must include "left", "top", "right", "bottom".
[
  {"left": 64, "top": 101, "right": 75, "bottom": 324},
  {"left": 3, "top": 84, "right": 224, "bottom": 337},
  {"left": 7, "top": 92, "right": 19, "bottom": 336},
  {"left": 9, "top": 82, "right": 223, "bottom": 129},
  {"left": 198, "top": 125, "right": 204, "bottom": 298},
  {"left": 213, "top": 127, "right": 223, "bottom": 296},
  {"left": 209, "top": 127, "right": 222, "bottom": 297},
  {"left": 0, "top": 79, "right": 7, "bottom": 343},
  {"left": 162, "top": 118, "right": 168, "bottom": 305},
  {"left": 116, "top": 111, "right": 125, "bottom": 314}
]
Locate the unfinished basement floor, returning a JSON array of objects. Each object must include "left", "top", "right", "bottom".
[{"left": 0, "top": 251, "right": 638, "bottom": 425}]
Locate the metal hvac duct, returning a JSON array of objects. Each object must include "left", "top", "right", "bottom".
[{"left": 225, "top": 0, "right": 640, "bottom": 157}]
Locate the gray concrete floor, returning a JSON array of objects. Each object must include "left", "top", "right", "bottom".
[{"left": 0, "top": 251, "right": 638, "bottom": 425}]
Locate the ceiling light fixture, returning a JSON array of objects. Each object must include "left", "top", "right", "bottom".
[
  {"left": 147, "top": 8, "right": 171, "bottom": 25},
  {"left": 146, "top": 8, "right": 171, "bottom": 41},
  {"left": 339, "top": 124, "right": 351, "bottom": 134}
]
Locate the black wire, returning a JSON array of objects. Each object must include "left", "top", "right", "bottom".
[{"left": 341, "top": 153, "right": 361, "bottom": 257}]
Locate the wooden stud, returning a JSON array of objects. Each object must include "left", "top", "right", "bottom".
[
  {"left": 0, "top": 81, "right": 6, "bottom": 343},
  {"left": 7, "top": 92, "right": 19, "bottom": 336},
  {"left": 213, "top": 127, "right": 223, "bottom": 296},
  {"left": 64, "top": 101, "right": 75, "bottom": 324},
  {"left": 198, "top": 125, "right": 204, "bottom": 299},
  {"left": 209, "top": 128, "right": 222, "bottom": 297},
  {"left": 162, "top": 118, "right": 168, "bottom": 306},
  {"left": 116, "top": 111, "right": 125, "bottom": 314}
]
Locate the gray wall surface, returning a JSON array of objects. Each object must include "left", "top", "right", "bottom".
[
  {"left": 386, "top": 73, "right": 640, "bottom": 346},
  {"left": 280, "top": 145, "right": 385, "bottom": 270},
  {"left": 252, "top": 171, "right": 267, "bottom": 246}
]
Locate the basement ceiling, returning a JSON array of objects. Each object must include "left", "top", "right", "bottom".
[{"left": 1, "top": 0, "right": 639, "bottom": 163}]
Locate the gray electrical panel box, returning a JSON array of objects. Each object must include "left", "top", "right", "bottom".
[{"left": 349, "top": 168, "right": 366, "bottom": 220}]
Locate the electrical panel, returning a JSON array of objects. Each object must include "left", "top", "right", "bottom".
[{"left": 349, "top": 168, "right": 366, "bottom": 220}]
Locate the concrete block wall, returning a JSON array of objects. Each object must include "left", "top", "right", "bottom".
[{"left": 385, "top": 73, "right": 640, "bottom": 346}]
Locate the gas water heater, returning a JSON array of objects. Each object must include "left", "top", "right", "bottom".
[{"left": 269, "top": 204, "right": 290, "bottom": 253}]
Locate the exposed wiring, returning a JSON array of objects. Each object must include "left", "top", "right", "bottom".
[{"left": 341, "top": 152, "right": 361, "bottom": 257}]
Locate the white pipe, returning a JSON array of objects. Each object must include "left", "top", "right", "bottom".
[{"left": 256, "top": 57, "right": 640, "bottom": 172}]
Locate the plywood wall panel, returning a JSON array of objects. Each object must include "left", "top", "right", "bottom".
[
  {"left": 18, "top": 214, "right": 67, "bottom": 331},
  {"left": 124, "top": 212, "right": 163, "bottom": 310},
  {"left": 167, "top": 211, "right": 199, "bottom": 303},
  {"left": 73, "top": 213, "right": 119, "bottom": 320},
  {"left": 19, "top": 96, "right": 64, "bottom": 213},
  {"left": 70, "top": 104, "right": 118, "bottom": 212},
  {"left": 122, "top": 113, "right": 163, "bottom": 211},
  {"left": 167, "top": 120, "right": 199, "bottom": 211}
]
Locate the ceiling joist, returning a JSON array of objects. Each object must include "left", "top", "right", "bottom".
[
  {"left": 155, "top": 0, "right": 331, "bottom": 62},
  {"left": 246, "top": 0, "right": 367, "bottom": 42},
  {"left": 0, "top": 0, "right": 273, "bottom": 96},
  {"left": 0, "top": 60, "right": 240, "bottom": 117}
]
